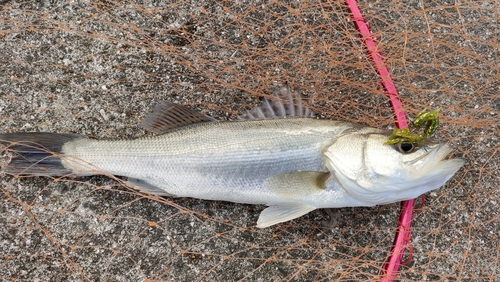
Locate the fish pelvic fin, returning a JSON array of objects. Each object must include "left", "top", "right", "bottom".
[
  {"left": 238, "top": 82, "right": 316, "bottom": 120},
  {"left": 0, "top": 132, "right": 86, "bottom": 176},
  {"left": 257, "top": 204, "right": 316, "bottom": 228}
]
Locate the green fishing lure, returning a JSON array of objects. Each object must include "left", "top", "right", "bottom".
[{"left": 385, "top": 109, "right": 440, "bottom": 145}]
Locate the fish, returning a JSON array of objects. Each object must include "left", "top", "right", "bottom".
[{"left": 0, "top": 84, "right": 465, "bottom": 228}]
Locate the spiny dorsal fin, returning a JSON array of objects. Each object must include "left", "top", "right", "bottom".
[
  {"left": 238, "top": 83, "right": 315, "bottom": 120},
  {"left": 140, "top": 102, "right": 216, "bottom": 135}
]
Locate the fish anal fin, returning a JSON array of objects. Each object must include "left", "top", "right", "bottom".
[
  {"left": 257, "top": 205, "right": 316, "bottom": 228},
  {"left": 125, "top": 178, "right": 175, "bottom": 197},
  {"left": 140, "top": 102, "right": 216, "bottom": 135}
]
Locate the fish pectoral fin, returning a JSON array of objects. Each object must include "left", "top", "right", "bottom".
[
  {"left": 266, "top": 171, "right": 330, "bottom": 199},
  {"left": 257, "top": 205, "right": 316, "bottom": 228},
  {"left": 257, "top": 171, "right": 328, "bottom": 227},
  {"left": 140, "top": 101, "right": 217, "bottom": 135},
  {"left": 125, "top": 178, "right": 176, "bottom": 197}
]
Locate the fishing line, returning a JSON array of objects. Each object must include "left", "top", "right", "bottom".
[{"left": 344, "top": 1, "right": 414, "bottom": 281}]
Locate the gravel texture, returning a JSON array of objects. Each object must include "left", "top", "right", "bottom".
[{"left": 0, "top": 0, "right": 498, "bottom": 281}]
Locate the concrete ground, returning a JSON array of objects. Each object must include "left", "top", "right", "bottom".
[{"left": 0, "top": 0, "right": 498, "bottom": 281}]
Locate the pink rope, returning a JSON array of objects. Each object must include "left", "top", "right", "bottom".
[{"left": 344, "top": 0, "right": 413, "bottom": 281}]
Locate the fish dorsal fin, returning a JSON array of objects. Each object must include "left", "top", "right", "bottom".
[
  {"left": 238, "top": 83, "right": 315, "bottom": 120},
  {"left": 140, "top": 102, "right": 216, "bottom": 134}
]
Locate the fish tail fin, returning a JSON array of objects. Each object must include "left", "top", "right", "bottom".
[{"left": 0, "top": 132, "right": 85, "bottom": 176}]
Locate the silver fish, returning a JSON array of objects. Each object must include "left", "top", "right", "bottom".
[{"left": 0, "top": 85, "right": 464, "bottom": 228}]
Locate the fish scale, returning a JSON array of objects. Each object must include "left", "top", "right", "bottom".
[{"left": 62, "top": 119, "right": 352, "bottom": 203}]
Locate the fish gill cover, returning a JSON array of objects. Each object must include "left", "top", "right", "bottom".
[{"left": 0, "top": 0, "right": 498, "bottom": 281}]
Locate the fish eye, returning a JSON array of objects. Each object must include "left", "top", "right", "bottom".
[{"left": 396, "top": 142, "right": 416, "bottom": 154}]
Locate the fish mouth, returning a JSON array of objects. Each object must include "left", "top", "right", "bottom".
[{"left": 403, "top": 143, "right": 455, "bottom": 174}]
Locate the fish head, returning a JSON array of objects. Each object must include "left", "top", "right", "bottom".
[{"left": 324, "top": 131, "right": 465, "bottom": 205}]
